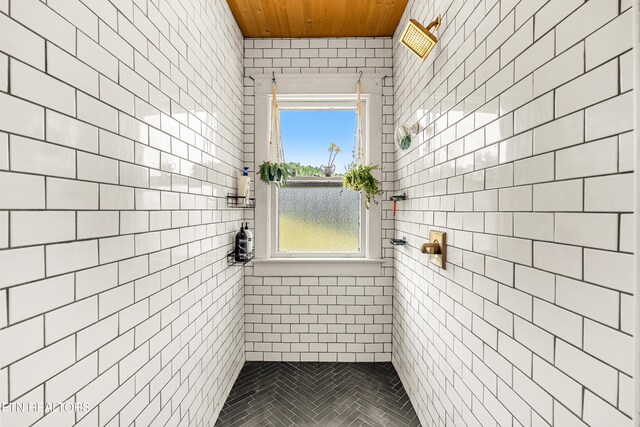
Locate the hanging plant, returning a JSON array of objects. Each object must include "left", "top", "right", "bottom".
[
  {"left": 343, "top": 164, "right": 383, "bottom": 208},
  {"left": 259, "top": 75, "right": 292, "bottom": 186},
  {"left": 342, "top": 73, "right": 383, "bottom": 209},
  {"left": 258, "top": 161, "right": 292, "bottom": 187}
]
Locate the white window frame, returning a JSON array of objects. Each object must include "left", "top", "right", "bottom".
[{"left": 253, "top": 73, "right": 384, "bottom": 276}]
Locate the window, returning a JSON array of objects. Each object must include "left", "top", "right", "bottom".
[
  {"left": 275, "top": 108, "right": 361, "bottom": 255},
  {"left": 253, "top": 74, "right": 383, "bottom": 276}
]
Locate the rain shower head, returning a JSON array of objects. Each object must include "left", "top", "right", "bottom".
[{"left": 400, "top": 16, "right": 441, "bottom": 61}]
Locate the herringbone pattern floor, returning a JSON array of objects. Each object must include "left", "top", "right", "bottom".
[{"left": 214, "top": 362, "right": 421, "bottom": 427}]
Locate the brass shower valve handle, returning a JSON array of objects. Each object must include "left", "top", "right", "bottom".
[
  {"left": 422, "top": 230, "right": 446, "bottom": 269},
  {"left": 421, "top": 241, "right": 440, "bottom": 254}
]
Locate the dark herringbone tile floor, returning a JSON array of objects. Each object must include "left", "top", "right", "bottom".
[{"left": 214, "top": 362, "right": 421, "bottom": 427}]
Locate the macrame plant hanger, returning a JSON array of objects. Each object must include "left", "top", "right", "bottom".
[
  {"left": 269, "top": 72, "right": 284, "bottom": 165},
  {"left": 352, "top": 72, "right": 365, "bottom": 167}
]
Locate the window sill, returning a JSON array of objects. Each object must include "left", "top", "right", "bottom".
[{"left": 252, "top": 258, "right": 384, "bottom": 277}]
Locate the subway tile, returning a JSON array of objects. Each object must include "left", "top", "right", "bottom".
[
  {"left": 513, "top": 213, "right": 553, "bottom": 241},
  {"left": 533, "top": 180, "right": 583, "bottom": 212},
  {"left": 47, "top": 178, "right": 99, "bottom": 210},
  {"left": 556, "top": 276, "right": 619, "bottom": 327},
  {"left": 46, "top": 110, "right": 99, "bottom": 153},
  {"left": 9, "top": 336, "right": 75, "bottom": 399},
  {"left": 533, "top": 299, "right": 582, "bottom": 347},
  {"left": 77, "top": 93, "right": 119, "bottom": 132},
  {"left": 47, "top": 0, "right": 99, "bottom": 41},
  {"left": 585, "top": 174, "right": 633, "bottom": 212},
  {"left": 533, "top": 241, "right": 582, "bottom": 278},
  {"left": 100, "top": 184, "right": 135, "bottom": 210},
  {"left": 556, "top": 341, "right": 618, "bottom": 405},
  {"left": 11, "top": 0, "right": 76, "bottom": 54},
  {"left": 555, "top": 137, "right": 618, "bottom": 180},
  {"left": 533, "top": 43, "right": 584, "bottom": 97},
  {"left": 0, "top": 317, "right": 43, "bottom": 367},
  {"left": 0, "top": 13, "right": 45, "bottom": 70},
  {"left": 498, "top": 186, "right": 532, "bottom": 211},
  {"left": 498, "top": 131, "right": 532, "bottom": 164},
  {"left": 584, "top": 320, "right": 632, "bottom": 374},
  {"left": 10, "top": 60, "right": 75, "bottom": 116},
  {"left": 77, "top": 212, "right": 119, "bottom": 239},
  {"left": 78, "top": 152, "right": 119, "bottom": 184},
  {"left": 556, "top": 60, "right": 618, "bottom": 117},
  {"left": 514, "top": 93, "right": 553, "bottom": 133},
  {"left": 0, "top": 132, "right": 6, "bottom": 170},
  {"left": 585, "top": 92, "right": 634, "bottom": 141},
  {"left": 554, "top": 213, "right": 618, "bottom": 250},
  {"left": 584, "top": 249, "right": 633, "bottom": 293},
  {"left": 555, "top": 0, "right": 618, "bottom": 53},
  {"left": 45, "top": 353, "right": 97, "bottom": 404},
  {"left": 583, "top": 391, "right": 631, "bottom": 427},
  {"left": 45, "top": 297, "right": 98, "bottom": 344},
  {"left": 10, "top": 135, "right": 76, "bottom": 179},
  {"left": 77, "top": 32, "right": 118, "bottom": 81},
  {"left": 514, "top": 31, "right": 554, "bottom": 80},
  {"left": 513, "top": 152, "right": 554, "bottom": 185},
  {"left": 9, "top": 274, "right": 74, "bottom": 323},
  {"left": 46, "top": 240, "right": 98, "bottom": 276},
  {"left": 512, "top": 369, "right": 553, "bottom": 423},
  {"left": 0, "top": 172, "right": 45, "bottom": 209},
  {"left": 533, "top": 356, "right": 582, "bottom": 415},
  {"left": 0, "top": 92, "right": 45, "bottom": 139},
  {"left": 586, "top": 10, "right": 632, "bottom": 69},
  {"left": 76, "top": 264, "right": 118, "bottom": 300},
  {"left": 533, "top": 111, "right": 584, "bottom": 154},
  {"left": 11, "top": 211, "right": 75, "bottom": 247},
  {"left": 77, "top": 315, "right": 119, "bottom": 359},
  {"left": 0, "top": 246, "right": 45, "bottom": 289},
  {"left": 0, "top": 212, "right": 7, "bottom": 249}
]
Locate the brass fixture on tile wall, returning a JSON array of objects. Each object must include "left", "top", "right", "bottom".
[
  {"left": 421, "top": 230, "right": 446, "bottom": 268},
  {"left": 400, "top": 15, "right": 441, "bottom": 60}
]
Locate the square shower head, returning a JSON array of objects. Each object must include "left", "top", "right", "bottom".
[{"left": 400, "top": 16, "right": 441, "bottom": 61}]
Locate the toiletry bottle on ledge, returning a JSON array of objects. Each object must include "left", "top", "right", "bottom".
[
  {"left": 238, "top": 167, "right": 251, "bottom": 205},
  {"left": 234, "top": 224, "right": 248, "bottom": 261},
  {"left": 244, "top": 223, "right": 253, "bottom": 254}
]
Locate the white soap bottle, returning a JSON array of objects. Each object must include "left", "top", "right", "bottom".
[
  {"left": 238, "top": 167, "right": 251, "bottom": 205},
  {"left": 244, "top": 223, "right": 253, "bottom": 254}
]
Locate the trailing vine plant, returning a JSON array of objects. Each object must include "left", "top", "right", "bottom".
[{"left": 342, "top": 73, "right": 383, "bottom": 208}]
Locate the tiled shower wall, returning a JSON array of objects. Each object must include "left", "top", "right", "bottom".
[
  {"left": 242, "top": 38, "right": 396, "bottom": 362},
  {"left": 392, "top": 0, "right": 634, "bottom": 426},
  {"left": 0, "top": 0, "right": 245, "bottom": 426}
]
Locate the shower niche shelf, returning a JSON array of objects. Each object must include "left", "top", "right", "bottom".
[
  {"left": 227, "top": 193, "right": 255, "bottom": 208},
  {"left": 390, "top": 238, "right": 408, "bottom": 246},
  {"left": 227, "top": 249, "right": 254, "bottom": 265}
]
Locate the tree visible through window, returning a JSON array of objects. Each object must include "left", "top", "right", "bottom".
[{"left": 276, "top": 109, "right": 361, "bottom": 254}]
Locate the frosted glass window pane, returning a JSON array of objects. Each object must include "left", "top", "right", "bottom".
[{"left": 278, "top": 185, "right": 360, "bottom": 253}]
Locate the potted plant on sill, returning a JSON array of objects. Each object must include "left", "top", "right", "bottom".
[{"left": 322, "top": 143, "right": 341, "bottom": 177}]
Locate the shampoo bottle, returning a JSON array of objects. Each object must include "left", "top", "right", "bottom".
[
  {"left": 238, "top": 167, "right": 251, "bottom": 205},
  {"left": 244, "top": 223, "right": 253, "bottom": 254},
  {"left": 234, "top": 225, "right": 248, "bottom": 261}
]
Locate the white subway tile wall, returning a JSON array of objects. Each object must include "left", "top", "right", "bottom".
[
  {"left": 393, "top": 1, "right": 632, "bottom": 427},
  {"left": 242, "top": 38, "right": 395, "bottom": 362},
  {"left": 0, "top": 1, "right": 245, "bottom": 427}
]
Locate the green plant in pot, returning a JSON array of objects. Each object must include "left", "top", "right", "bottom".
[
  {"left": 343, "top": 164, "right": 383, "bottom": 208},
  {"left": 258, "top": 161, "right": 292, "bottom": 187}
]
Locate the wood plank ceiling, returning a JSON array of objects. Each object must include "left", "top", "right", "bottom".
[{"left": 226, "top": 0, "right": 409, "bottom": 38}]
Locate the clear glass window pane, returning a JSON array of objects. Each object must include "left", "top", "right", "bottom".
[{"left": 278, "top": 184, "right": 360, "bottom": 253}]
